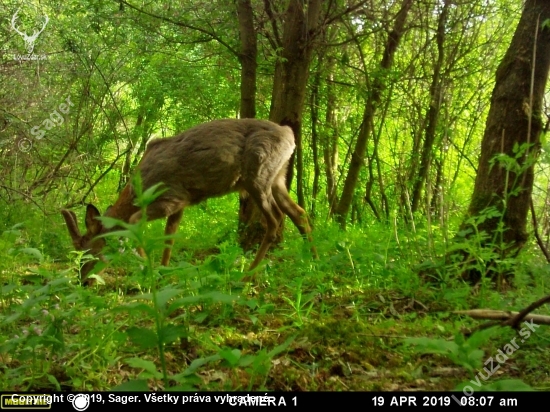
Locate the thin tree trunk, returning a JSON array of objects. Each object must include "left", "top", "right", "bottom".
[
  {"left": 431, "top": 157, "right": 443, "bottom": 218},
  {"left": 333, "top": 0, "right": 413, "bottom": 228},
  {"left": 235, "top": 0, "right": 262, "bottom": 252},
  {"left": 310, "top": 58, "right": 322, "bottom": 218},
  {"left": 324, "top": 59, "right": 339, "bottom": 215},
  {"left": 410, "top": 0, "right": 450, "bottom": 214},
  {"left": 236, "top": 0, "right": 257, "bottom": 119},
  {"left": 375, "top": 98, "right": 391, "bottom": 220}
]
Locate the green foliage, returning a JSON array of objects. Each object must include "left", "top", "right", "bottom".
[
  {"left": 281, "top": 278, "right": 317, "bottom": 327},
  {"left": 1, "top": 193, "right": 550, "bottom": 390},
  {"left": 405, "top": 329, "right": 495, "bottom": 374},
  {"left": 455, "top": 379, "right": 534, "bottom": 392},
  {"left": 405, "top": 326, "right": 539, "bottom": 392}
]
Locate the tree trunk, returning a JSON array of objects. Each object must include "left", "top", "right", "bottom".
[
  {"left": 333, "top": 0, "right": 413, "bottom": 228},
  {"left": 269, "top": 0, "right": 323, "bottom": 191},
  {"left": 410, "top": 0, "right": 450, "bottom": 214},
  {"left": 239, "top": 0, "right": 323, "bottom": 249},
  {"left": 373, "top": 100, "right": 390, "bottom": 220},
  {"left": 236, "top": 0, "right": 257, "bottom": 119},
  {"left": 310, "top": 58, "right": 322, "bottom": 218},
  {"left": 459, "top": 0, "right": 550, "bottom": 279},
  {"left": 235, "top": 0, "right": 262, "bottom": 251},
  {"left": 365, "top": 93, "right": 392, "bottom": 222},
  {"left": 324, "top": 59, "right": 339, "bottom": 215}
]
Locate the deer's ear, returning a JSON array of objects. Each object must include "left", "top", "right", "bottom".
[
  {"left": 61, "top": 209, "right": 81, "bottom": 243},
  {"left": 85, "top": 204, "right": 103, "bottom": 234}
]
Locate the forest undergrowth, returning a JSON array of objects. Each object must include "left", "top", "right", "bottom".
[{"left": 1, "top": 194, "right": 549, "bottom": 391}]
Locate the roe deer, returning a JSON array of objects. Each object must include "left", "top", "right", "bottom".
[{"left": 61, "top": 118, "right": 318, "bottom": 284}]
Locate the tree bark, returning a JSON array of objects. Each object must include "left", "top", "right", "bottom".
[
  {"left": 459, "top": 0, "right": 550, "bottom": 278},
  {"left": 236, "top": 0, "right": 257, "bottom": 119},
  {"left": 239, "top": 0, "right": 323, "bottom": 249},
  {"left": 310, "top": 58, "right": 322, "bottom": 218},
  {"left": 235, "top": 0, "right": 262, "bottom": 252},
  {"left": 324, "top": 58, "right": 339, "bottom": 215},
  {"left": 269, "top": 0, "right": 323, "bottom": 193}
]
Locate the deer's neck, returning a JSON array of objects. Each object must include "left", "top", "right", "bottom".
[{"left": 105, "top": 185, "right": 140, "bottom": 226}]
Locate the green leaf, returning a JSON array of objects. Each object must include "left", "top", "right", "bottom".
[
  {"left": 479, "top": 379, "right": 534, "bottom": 391},
  {"left": 169, "top": 291, "right": 236, "bottom": 308},
  {"left": 97, "top": 228, "right": 137, "bottom": 240},
  {"left": 47, "top": 277, "right": 73, "bottom": 287},
  {"left": 218, "top": 348, "right": 241, "bottom": 367},
  {"left": 404, "top": 337, "right": 459, "bottom": 356},
  {"left": 268, "top": 335, "right": 296, "bottom": 358},
  {"left": 135, "top": 182, "right": 168, "bottom": 208},
  {"left": 155, "top": 288, "right": 184, "bottom": 308},
  {"left": 1, "top": 283, "right": 18, "bottom": 294},
  {"left": 22, "top": 275, "right": 45, "bottom": 285},
  {"left": 336, "top": 241, "right": 349, "bottom": 251},
  {"left": 125, "top": 357, "right": 163, "bottom": 379},
  {"left": 18, "top": 248, "right": 43, "bottom": 262},
  {"left": 126, "top": 327, "right": 158, "bottom": 349},
  {"left": 112, "top": 303, "right": 157, "bottom": 317},
  {"left": 111, "top": 379, "right": 149, "bottom": 391},
  {"left": 204, "top": 291, "right": 237, "bottom": 304},
  {"left": 47, "top": 374, "right": 61, "bottom": 391},
  {"left": 194, "top": 312, "right": 209, "bottom": 323},
  {"left": 169, "top": 372, "right": 202, "bottom": 390},
  {"left": 182, "top": 354, "right": 221, "bottom": 376},
  {"left": 2, "top": 229, "right": 21, "bottom": 242},
  {"left": 166, "top": 384, "right": 197, "bottom": 391},
  {"left": 237, "top": 354, "right": 256, "bottom": 367},
  {"left": 158, "top": 324, "right": 188, "bottom": 344},
  {"left": 3, "top": 311, "right": 23, "bottom": 324},
  {"left": 463, "top": 328, "right": 495, "bottom": 350},
  {"left": 172, "top": 295, "right": 203, "bottom": 305},
  {"left": 455, "top": 379, "right": 534, "bottom": 392}
]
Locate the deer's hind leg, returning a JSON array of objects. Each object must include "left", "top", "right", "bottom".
[
  {"left": 242, "top": 185, "right": 283, "bottom": 272},
  {"left": 271, "top": 175, "right": 318, "bottom": 260}
]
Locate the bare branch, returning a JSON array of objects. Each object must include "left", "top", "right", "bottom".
[{"left": 263, "top": 0, "right": 282, "bottom": 48}]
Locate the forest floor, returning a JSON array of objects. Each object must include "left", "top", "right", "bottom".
[{"left": 1, "top": 202, "right": 550, "bottom": 392}]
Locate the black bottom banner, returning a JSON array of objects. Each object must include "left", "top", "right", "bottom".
[{"left": 0, "top": 391, "right": 538, "bottom": 410}]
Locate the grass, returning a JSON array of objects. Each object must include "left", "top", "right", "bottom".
[{"left": 1, "top": 195, "right": 550, "bottom": 391}]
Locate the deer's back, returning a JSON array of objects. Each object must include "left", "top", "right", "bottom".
[{"left": 136, "top": 119, "right": 295, "bottom": 205}]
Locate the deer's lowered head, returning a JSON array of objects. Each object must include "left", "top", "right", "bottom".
[
  {"left": 61, "top": 205, "right": 107, "bottom": 283},
  {"left": 61, "top": 185, "right": 139, "bottom": 283}
]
